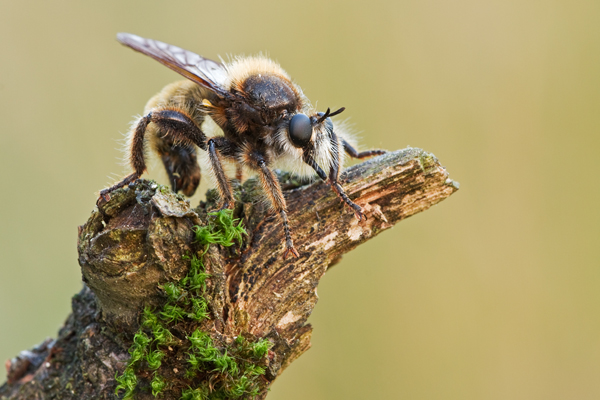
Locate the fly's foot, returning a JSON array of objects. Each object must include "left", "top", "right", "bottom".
[
  {"left": 282, "top": 245, "right": 300, "bottom": 259},
  {"left": 354, "top": 208, "right": 366, "bottom": 221},
  {"left": 97, "top": 189, "right": 111, "bottom": 205},
  {"left": 97, "top": 173, "right": 140, "bottom": 206}
]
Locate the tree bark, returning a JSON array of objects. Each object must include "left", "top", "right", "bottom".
[{"left": 1, "top": 147, "right": 458, "bottom": 399}]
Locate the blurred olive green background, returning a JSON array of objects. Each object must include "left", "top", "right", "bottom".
[{"left": 1, "top": 0, "right": 599, "bottom": 398}]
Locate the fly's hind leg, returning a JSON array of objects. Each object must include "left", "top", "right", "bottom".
[
  {"left": 98, "top": 114, "right": 152, "bottom": 203},
  {"left": 98, "top": 107, "right": 207, "bottom": 203}
]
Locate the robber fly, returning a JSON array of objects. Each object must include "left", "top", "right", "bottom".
[{"left": 99, "top": 33, "right": 385, "bottom": 258}]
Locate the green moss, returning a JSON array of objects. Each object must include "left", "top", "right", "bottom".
[
  {"left": 250, "top": 339, "right": 271, "bottom": 359},
  {"left": 146, "top": 349, "right": 165, "bottom": 370},
  {"left": 161, "top": 282, "right": 183, "bottom": 302},
  {"left": 192, "top": 209, "right": 246, "bottom": 247},
  {"left": 115, "top": 209, "right": 269, "bottom": 400},
  {"left": 159, "top": 304, "right": 186, "bottom": 323},
  {"left": 181, "top": 386, "right": 210, "bottom": 400},
  {"left": 114, "top": 366, "right": 137, "bottom": 400},
  {"left": 129, "top": 332, "right": 150, "bottom": 364},
  {"left": 151, "top": 374, "right": 166, "bottom": 397},
  {"left": 188, "top": 297, "right": 209, "bottom": 321},
  {"left": 181, "top": 255, "right": 210, "bottom": 292}
]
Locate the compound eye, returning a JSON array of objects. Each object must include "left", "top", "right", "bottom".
[{"left": 288, "top": 113, "right": 312, "bottom": 148}]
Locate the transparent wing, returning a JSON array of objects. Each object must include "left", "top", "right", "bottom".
[{"left": 117, "top": 33, "right": 229, "bottom": 98}]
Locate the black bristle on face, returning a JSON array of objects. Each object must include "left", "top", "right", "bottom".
[{"left": 316, "top": 107, "right": 345, "bottom": 124}]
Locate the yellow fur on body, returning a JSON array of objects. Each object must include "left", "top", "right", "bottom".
[{"left": 124, "top": 56, "right": 357, "bottom": 189}]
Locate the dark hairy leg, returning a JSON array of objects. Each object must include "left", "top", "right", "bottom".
[
  {"left": 207, "top": 137, "right": 235, "bottom": 211},
  {"left": 98, "top": 108, "right": 207, "bottom": 203},
  {"left": 341, "top": 138, "right": 386, "bottom": 159},
  {"left": 327, "top": 132, "right": 366, "bottom": 220},
  {"left": 247, "top": 152, "right": 298, "bottom": 259},
  {"left": 302, "top": 143, "right": 364, "bottom": 219}
]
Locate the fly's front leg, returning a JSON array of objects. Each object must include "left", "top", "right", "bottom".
[
  {"left": 341, "top": 138, "right": 386, "bottom": 159},
  {"left": 302, "top": 150, "right": 327, "bottom": 181},
  {"left": 303, "top": 147, "right": 363, "bottom": 219},
  {"left": 325, "top": 131, "right": 366, "bottom": 221},
  {"left": 207, "top": 137, "right": 235, "bottom": 211}
]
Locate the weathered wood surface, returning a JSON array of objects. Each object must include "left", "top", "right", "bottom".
[{"left": 1, "top": 147, "right": 458, "bottom": 399}]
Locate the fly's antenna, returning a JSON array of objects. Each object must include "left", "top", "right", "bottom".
[{"left": 316, "top": 107, "right": 345, "bottom": 124}]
